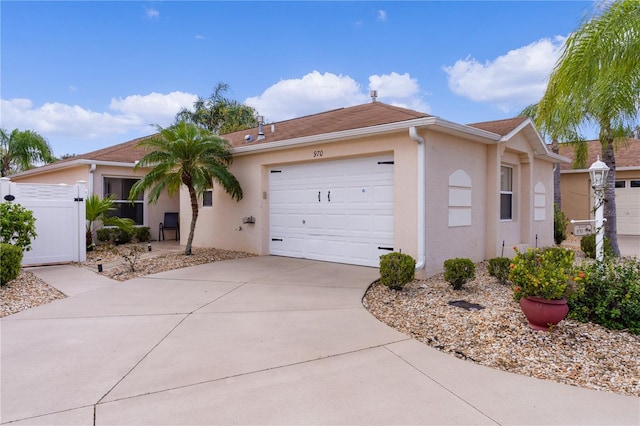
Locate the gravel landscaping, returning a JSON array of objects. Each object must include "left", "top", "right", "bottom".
[
  {"left": 3, "top": 246, "right": 639, "bottom": 398},
  {"left": 363, "top": 261, "right": 640, "bottom": 398}
]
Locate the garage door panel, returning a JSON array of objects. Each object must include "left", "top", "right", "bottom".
[
  {"left": 615, "top": 183, "right": 640, "bottom": 235},
  {"left": 269, "top": 155, "right": 394, "bottom": 266}
]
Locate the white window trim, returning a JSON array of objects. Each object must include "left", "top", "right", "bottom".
[
  {"left": 500, "top": 165, "right": 514, "bottom": 221},
  {"left": 103, "top": 176, "right": 145, "bottom": 225}
]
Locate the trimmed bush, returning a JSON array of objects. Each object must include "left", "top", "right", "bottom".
[
  {"left": 379, "top": 252, "right": 416, "bottom": 290},
  {"left": 0, "top": 243, "right": 23, "bottom": 285},
  {"left": 444, "top": 258, "right": 476, "bottom": 290},
  {"left": 554, "top": 205, "right": 568, "bottom": 245},
  {"left": 114, "top": 229, "right": 132, "bottom": 245},
  {"left": 569, "top": 258, "right": 640, "bottom": 334},
  {"left": 487, "top": 257, "right": 510, "bottom": 285},
  {"left": 580, "top": 233, "right": 613, "bottom": 259},
  {"left": 0, "top": 202, "right": 37, "bottom": 252},
  {"left": 96, "top": 228, "right": 114, "bottom": 242},
  {"left": 133, "top": 226, "right": 151, "bottom": 243}
]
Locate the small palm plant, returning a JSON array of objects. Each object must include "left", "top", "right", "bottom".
[{"left": 85, "top": 194, "right": 134, "bottom": 248}]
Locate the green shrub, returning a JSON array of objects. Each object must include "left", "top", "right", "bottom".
[
  {"left": 133, "top": 226, "right": 151, "bottom": 242},
  {"left": 0, "top": 243, "right": 23, "bottom": 285},
  {"left": 487, "top": 257, "right": 510, "bottom": 285},
  {"left": 580, "top": 233, "right": 613, "bottom": 259},
  {"left": 569, "top": 258, "right": 640, "bottom": 334},
  {"left": 0, "top": 202, "right": 37, "bottom": 252},
  {"left": 379, "top": 252, "right": 416, "bottom": 290},
  {"left": 444, "top": 258, "right": 476, "bottom": 290},
  {"left": 96, "top": 228, "right": 114, "bottom": 242},
  {"left": 554, "top": 205, "right": 568, "bottom": 245},
  {"left": 114, "top": 229, "right": 132, "bottom": 245}
]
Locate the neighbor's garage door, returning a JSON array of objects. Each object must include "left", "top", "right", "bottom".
[
  {"left": 269, "top": 155, "right": 394, "bottom": 267},
  {"left": 616, "top": 178, "right": 640, "bottom": 235}
]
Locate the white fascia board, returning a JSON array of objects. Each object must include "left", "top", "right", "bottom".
[
  {"left": 9, "top": 159, "right": 139, "bottom": 178},
  {"left": 562, "top": 165, "right": 640, "bottom": 174},
  {"left": 537, "top": 152, "right": 572, "bottom": 164},
  {"left": 232, "top": 117, "right": 502, "bottom": 155}
]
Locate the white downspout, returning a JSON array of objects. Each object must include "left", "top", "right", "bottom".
[
  {"left": 409, "top": 127, "right": 426, "bottom": 272},
  {"left": 88, "top": 163, "right": 96, "bottom": 196}
]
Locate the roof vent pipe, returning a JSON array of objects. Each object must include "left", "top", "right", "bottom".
[
  {"left": 370, "top": 90, "right": 378, "bottom": 102},
  {"left": 257, "top": 116, "right": 265, "bottom": 140}
]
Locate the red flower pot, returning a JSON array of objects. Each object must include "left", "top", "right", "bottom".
[{"left": 519, "top": 296, "right": 569, "bottom": 331}]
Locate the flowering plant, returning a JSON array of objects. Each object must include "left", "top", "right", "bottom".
[{"left": 509, "top": 247, "right": 584, "bottom": 302}]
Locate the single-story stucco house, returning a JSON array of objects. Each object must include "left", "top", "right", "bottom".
[
  {"left": 9, "top": 137, "right": 179, "bottom": 241},
  {"left": 558, "top": 138, "right": 640, "bottom": 236},
  {"left": 184, "top": 101, "right": 567, "bottom": 275},
  {"left": 11, "top": 101, "right": 567, "bottom": 275}
]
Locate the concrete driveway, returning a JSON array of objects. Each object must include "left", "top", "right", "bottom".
[{"left": 1, "top": 256, "right": 638, "bottom": 425}]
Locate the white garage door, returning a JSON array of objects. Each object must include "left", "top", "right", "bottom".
[
  {"left": 269, "top": 155, "right": 394, "bottom": 267},
  {"left": 616, "top": 179, "right": 640, "bottom": 235}
]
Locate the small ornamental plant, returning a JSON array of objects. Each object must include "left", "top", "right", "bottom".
[
  {"left": 443, "top": 258, "right": 476, "bottom": 290},
  {"left": 509, "top": 247, "right": 584, "bottom": 302},
  {"left": 379, "top": 252, "right": 416, "bottom": 290}
]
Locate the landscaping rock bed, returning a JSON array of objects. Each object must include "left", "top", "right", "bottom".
[{"left": 363, "top": 261, "right": 640, "bottom": 397}]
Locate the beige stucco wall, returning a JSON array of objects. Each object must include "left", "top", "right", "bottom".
[
  {"left": 182, "top": 126, "right": 557, "bottom": 276},
  {"left": 491, "top": 134, "right": 556, "bottom": 259},
  {"left": 10, "top": 165, "right": 90, "bottom": 185},
  {"left": 183, "top": 131, "right": 420, "bottom": 261},
  {"left": 423, "top": 129, "right": 488, "bottom": 274},
  {"left": 560, "top": 172, "right": 591, "bottom": 227}
]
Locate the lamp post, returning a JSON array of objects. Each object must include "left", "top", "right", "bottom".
[{"left": 588, "top": 156, "right": 610, "bottom": 262}]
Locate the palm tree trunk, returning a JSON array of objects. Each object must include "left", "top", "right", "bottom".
[
  {"left": 185, "top": 186, "right": 199, "bottom": 256},
  {"left": 601, "top": 135, "right": 621, "bottom": 256},
  {"left": 551, "top": 138, "right": 561, "bottom": 210}
]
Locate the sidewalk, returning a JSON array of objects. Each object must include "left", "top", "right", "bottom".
[{"left": 2, "top": 257, "right": 638, "bottom": 425}]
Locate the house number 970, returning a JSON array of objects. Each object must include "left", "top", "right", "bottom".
[{"left": 313, "top": 150, "right": 323, "bottom": 158}]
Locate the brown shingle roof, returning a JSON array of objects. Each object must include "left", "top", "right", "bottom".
[
  {"left": 222, "top": 102, "right": 432, "bottom": 148},
  {"left": 466, "top": 117, "right": 528, "bottom": 136},
  {"left": 558, "top": 139, "right": 640, "bottom": 170},
  {"left": 64, "top": 134, "right": 154, "bottom": 163}
]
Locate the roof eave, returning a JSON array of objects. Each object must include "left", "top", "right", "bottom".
[{"left": 8, "top": 159, "right": 140, "bottom": 179}]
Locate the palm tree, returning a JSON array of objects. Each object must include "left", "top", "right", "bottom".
[
  {"left": 128, "top": 121, "right": 243, "bottom": 255},
  {"left": 176, "top": 82, "right": 259, "bottom": 135},
  {"left": 537, "top": 0, "right": 640, "bottom": 256},
  {"left": 0, "top": 128, "right": 56, "bottom": 177},
  {"left": 519, "top": 103, "right": 584, "bottom": 210},
  {"left": 85, "top": 194, "right": 135, "bottom": 248}
]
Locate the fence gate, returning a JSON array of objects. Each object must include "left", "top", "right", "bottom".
[{"left": 0, "top": 178, "right": 86, "bottom": 266}]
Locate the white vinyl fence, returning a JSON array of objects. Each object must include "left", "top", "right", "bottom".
[{"left": 0, "top": 178, "right": 86, "bottom": 265}]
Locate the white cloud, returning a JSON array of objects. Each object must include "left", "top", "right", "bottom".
[
  {"left": 443, "top": 36, "right": 565, "bottom": 112},
  {"left": 368, "top": 72, "right": 430, "bottom": 113},
  {"left": 377, "top": 10, "right": 387, "bottom": 21},
  {"left": 109, "top": 91, "right": 197, "bottom": 124},
  {"left": 195, "top": 35, "right": 205, "bottom": 40},
  {"left": 245, "top": 71, "right": 368, "bottom": 121},
  {"left": 0, "top": 91, "right": 197, "bottom": 143},
  {"left": 245, "top": 71, "right": 430, "bottom": 122},
  {"left": 145, "top": 7, "right": 159, "bottom": 20}
]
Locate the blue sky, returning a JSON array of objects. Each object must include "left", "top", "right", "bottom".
[{"left": 1, "top": 1, "right": 595, "bottom": 157}]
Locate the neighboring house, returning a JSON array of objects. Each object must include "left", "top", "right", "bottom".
[
  {"left": 9, "top": 136, "right": 179, "bottom": 241},
  {"left": 183, "top": 101, "right": 567, "bottom": 275},
  {"left": 558, "top": 138, "right": 640, "bottom": 236}
]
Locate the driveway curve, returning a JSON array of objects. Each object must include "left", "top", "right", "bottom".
[{"left": 1, "top": 256, "right": 638, "bottom": 425}]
